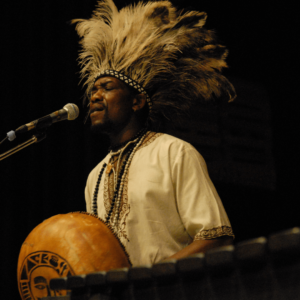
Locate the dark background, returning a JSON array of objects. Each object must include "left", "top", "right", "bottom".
[{"left": 0, "top": 0, "right": 299, "bottom": 298}]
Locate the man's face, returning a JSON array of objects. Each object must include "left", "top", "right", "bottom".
[{"left": 89, "top": 76, "right": 134, "bottom": 134}]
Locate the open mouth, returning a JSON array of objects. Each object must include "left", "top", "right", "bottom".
[{"left": 90, "top": 107, "right": 105, "bottom": 115}]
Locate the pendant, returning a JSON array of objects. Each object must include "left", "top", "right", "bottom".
[{"left": 106, "top": 163, "right": 113, "bottom": 174}]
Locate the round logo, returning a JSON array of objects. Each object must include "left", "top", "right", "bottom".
[{"left": 19, "top": 251, "right": 75, "bottom": 300}]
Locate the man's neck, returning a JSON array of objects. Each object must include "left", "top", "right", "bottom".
[{"left": 109, "top": 123, "right": 144, "bottom": 148}]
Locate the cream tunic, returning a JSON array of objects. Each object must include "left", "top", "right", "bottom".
[{"left": 85, "top": 133, "right": 234, "bottom": 266}]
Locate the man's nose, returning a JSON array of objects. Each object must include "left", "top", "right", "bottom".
[{"left": 91, "top": 89, "right": 103, "bottom": 103}]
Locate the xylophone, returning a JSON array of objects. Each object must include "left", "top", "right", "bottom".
[{"left": 45, "top": 227, "right": 300, "bottom": 300}]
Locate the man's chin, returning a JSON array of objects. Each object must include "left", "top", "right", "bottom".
[{"left": 90, "top": 122, "right": 113, "bottom": 135}]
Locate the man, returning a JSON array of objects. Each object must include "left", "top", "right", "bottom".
[{"left": 73, "top": 0, "right": 236, "bottom": 266}]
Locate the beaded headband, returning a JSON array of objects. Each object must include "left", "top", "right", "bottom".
[{"left": 94, "top": 70, "right": 152, "bottom": 113}]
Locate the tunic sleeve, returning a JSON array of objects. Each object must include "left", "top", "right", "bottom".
[{"left": 171, "top": 145, "right": 234, "bottom": 241}]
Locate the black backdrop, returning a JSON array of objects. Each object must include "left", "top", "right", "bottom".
[{"left": 0, "top": 0, "right": 299, "bottom": 298}]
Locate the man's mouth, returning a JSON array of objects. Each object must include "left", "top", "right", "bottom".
[{"left": 90, "top": 106, "right": 105, "bottom": 115}]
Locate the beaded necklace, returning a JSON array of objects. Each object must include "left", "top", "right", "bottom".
[
  {"left": 91, "top": 164, "right": 107, "bottom": 215},
  {"left": 91, "top": 129, "right": 148, "bottom": 230}
]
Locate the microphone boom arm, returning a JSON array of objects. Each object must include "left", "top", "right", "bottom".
[{"left": 0, "top": 131, "right": 47, "bottom": 161}]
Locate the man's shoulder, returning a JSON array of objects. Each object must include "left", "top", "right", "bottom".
[
  {"left": 153, "top": 133, "right": 195, "bottom": 150},
  {"left": 141, "top": 132, "right": 207, "bottom": 171},
  {"left": 146, "top": 132, "right": 198, "bottom": 159}
]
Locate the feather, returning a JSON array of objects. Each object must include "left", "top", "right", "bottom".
[{"left": 72, "top": 0, "right": 236, "bottom": 127}]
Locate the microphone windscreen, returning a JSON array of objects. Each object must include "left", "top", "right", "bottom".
[{"left": 64, "top": 103, "right": 79, "bottom": 120}]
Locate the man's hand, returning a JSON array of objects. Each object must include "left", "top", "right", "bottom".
[{"left": 165, "top": 236, "right": 233, "bottom": 261}]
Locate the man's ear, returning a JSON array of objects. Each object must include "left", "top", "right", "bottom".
[{"left": 132, "top": 94, "right": 147, "bottom": 112}]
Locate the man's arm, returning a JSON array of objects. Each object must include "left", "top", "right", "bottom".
[
  {"left": 170, "top": 145, "right": 234, "bottom": 261},
  {"left": 166, "top": 236, "right": 233, "bottom": 260}
]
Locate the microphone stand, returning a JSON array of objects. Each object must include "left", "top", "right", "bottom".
[{"left": 0, "top": 130, "right": 47, "bottom": 161}]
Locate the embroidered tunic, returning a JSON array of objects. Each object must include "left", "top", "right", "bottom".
[{"left": 85, "top": 132, "right": 234, "bottom": 266}]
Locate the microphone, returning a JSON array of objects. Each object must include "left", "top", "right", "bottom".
[{"left": 7, "top": 103, "right": 79, "bottom": 141}]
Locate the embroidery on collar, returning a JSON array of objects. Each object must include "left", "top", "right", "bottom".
[{"left": 103, "top": 132, "right": 164, "bottom": 242}]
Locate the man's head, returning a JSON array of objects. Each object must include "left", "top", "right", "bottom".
[{"left": 89, "top": 76, "right": 147, "bottom": 135}]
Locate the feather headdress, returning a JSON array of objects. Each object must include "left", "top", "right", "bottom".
[{"left": 72, "top": 0, "right": 236, "bottom": 127}]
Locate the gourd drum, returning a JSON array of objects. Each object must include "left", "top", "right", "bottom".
[{"left": 17, "top": 212, "right": 131, "bottom": 300}]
